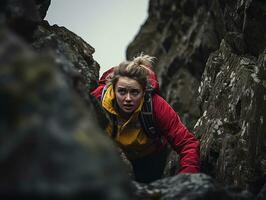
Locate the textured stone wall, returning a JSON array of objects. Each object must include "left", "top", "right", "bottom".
[
  {"left": 127, "top": 0, "right": 222, "bottom": 130},
  {"left": 196, "top": 40, "right": 266, "bottom": 191},
  {"left": 127, "top": 0, "right": 266, "bottom": 196},
  {"left": 0, "top": 1, "right": 133, "bottom": 199}
]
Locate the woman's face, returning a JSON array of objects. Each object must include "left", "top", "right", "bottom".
[{"left": 114, "top": 76, "right": 144, "bottom": 116}]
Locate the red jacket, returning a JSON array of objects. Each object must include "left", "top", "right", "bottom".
[
  {"left": 151, "top": 93, "right": 200, "bottom": 173},
  {"left": 91, "top": 84, "right": 200, "bottom": 174}
]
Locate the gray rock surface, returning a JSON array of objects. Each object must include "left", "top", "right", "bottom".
[
  {"left": 127, "top": 0, "right": 266, "bottom": 131},
  {"left": 0, "top": 0, "right": 50, "bottom": 40},
  {"left": 195, "top": 40, "right": 266, "bottom": 192},
  {"left": 1, "top": 1, "right": 132, "bottom": 199},
  {"left": 0, "top": 28, "right": 133, "bottom": 200},
  {"left": 127, "top": 0, "right": 266, "bottom": 198},
  {"left": 32, "top": 21, "right": 100, "bottom": 102},
  {"left": 132, "top": 173, "right": 253, "bottom": 200},
  {"left": 127, "top": 0, "right": 219, "bottom": 130}
]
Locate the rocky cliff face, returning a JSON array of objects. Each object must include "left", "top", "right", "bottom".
[
  {"left": 132, "top": 173, "right": 253, "bottom": 200},
  {"left": 0, "top": 1, "right": 132, "bottom": 199},
  {"left": 127, "top": 0, "right": 266, "bottom": 197},
  {"left": 196, "top": 38, "right": 266, "bottom": 189}
]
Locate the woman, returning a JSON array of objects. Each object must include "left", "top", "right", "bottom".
[{"left": 91, "top": 54, "right": 200, "bottom": 183}]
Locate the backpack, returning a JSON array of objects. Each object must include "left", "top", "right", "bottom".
[{"left": 93, "top": 67, "right": 161, "bottom": 142}]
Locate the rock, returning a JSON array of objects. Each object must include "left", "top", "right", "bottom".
[
  {"left": 1, "top": 0, "right": 41, "bottom": 40},
  {"left": 256, "top": 182, "right": 266, "bottom": 200},
  {"left": 0, "top": 28, "right": 133, "bottom": 200},
  {"left": 126, "top": 0, "right": 266, "bottom": 131},
  {"left": 118, "top": 148, "right": 135, "bottom": 180},
  {"left": 195, "top": 39, "right": 266, "bottom": 193},
  {"left": 31, "top": 20, "right": 106, "bottom": 128},
  {"left": 32, "top": 21, "right": 99, "bottom": 104},
  {"left": 2, "top": 0, "right": 102, "bottom": 129},
  {"left": 132, "top": 173, "right": 253, "bottom": 200},
  {"left": 162, "top": 148, "right": 180, "bottom": 178},
  {"left": 164, "top": 68, "right": 200, "bottom": 130},
  {"left": 34, "top": 0, "right": 51, "bottom": 19},
  {"left": 127, "top": 0, "right": 266, "bottom": 197},
  {"left": 126, "top": 0, "right": 220, "bottom": 130}
]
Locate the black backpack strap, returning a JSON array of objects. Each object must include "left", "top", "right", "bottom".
[
  {"left": 139, "top": 91, "right": 159, "bottom": 140},
  {"left": 111, "top": 114, "right": 118, "bottom": 138}
]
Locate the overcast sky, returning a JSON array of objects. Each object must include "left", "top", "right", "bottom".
[{"left": 45, "top": 0, "right": 149, "bottom": 75}]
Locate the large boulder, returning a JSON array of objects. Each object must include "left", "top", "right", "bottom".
[
  {"left": 0, "top": 28, "right": 133, "bottom": 200},
  {"left": 31, "top": 20, "right": 105, "bottom": 128},
  {"left": 195, "top": 39, "right": 266, "bottom": 193},
  {"left": 127, "top": 0, "right": 266, "bottom": 131},
  {"left": 132, "top": 173, "right": 253, "bottom": 200},
  {"left": 1, "top": 0, "right": 104, "bottom": 128},
  {"left": 127, "top": 0, "right": 221, "bottom": 130},
  {"left": 0, "top": 0, "right": 51, "bottom": 40},
  {"left": 127, "top": 0, "right": 266, "bottom": 197}
]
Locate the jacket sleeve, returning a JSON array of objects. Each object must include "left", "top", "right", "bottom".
[{"left": 153, "top": 94, "right": 200, "bottom": 173}]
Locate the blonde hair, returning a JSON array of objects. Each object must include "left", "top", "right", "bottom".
[{"left": 108, "top": 53, "right": 156, "bottom": 90}]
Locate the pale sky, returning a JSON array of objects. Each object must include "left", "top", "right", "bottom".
[{"left": 45, "top": 0, "right": 149, "bottom": 75}]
